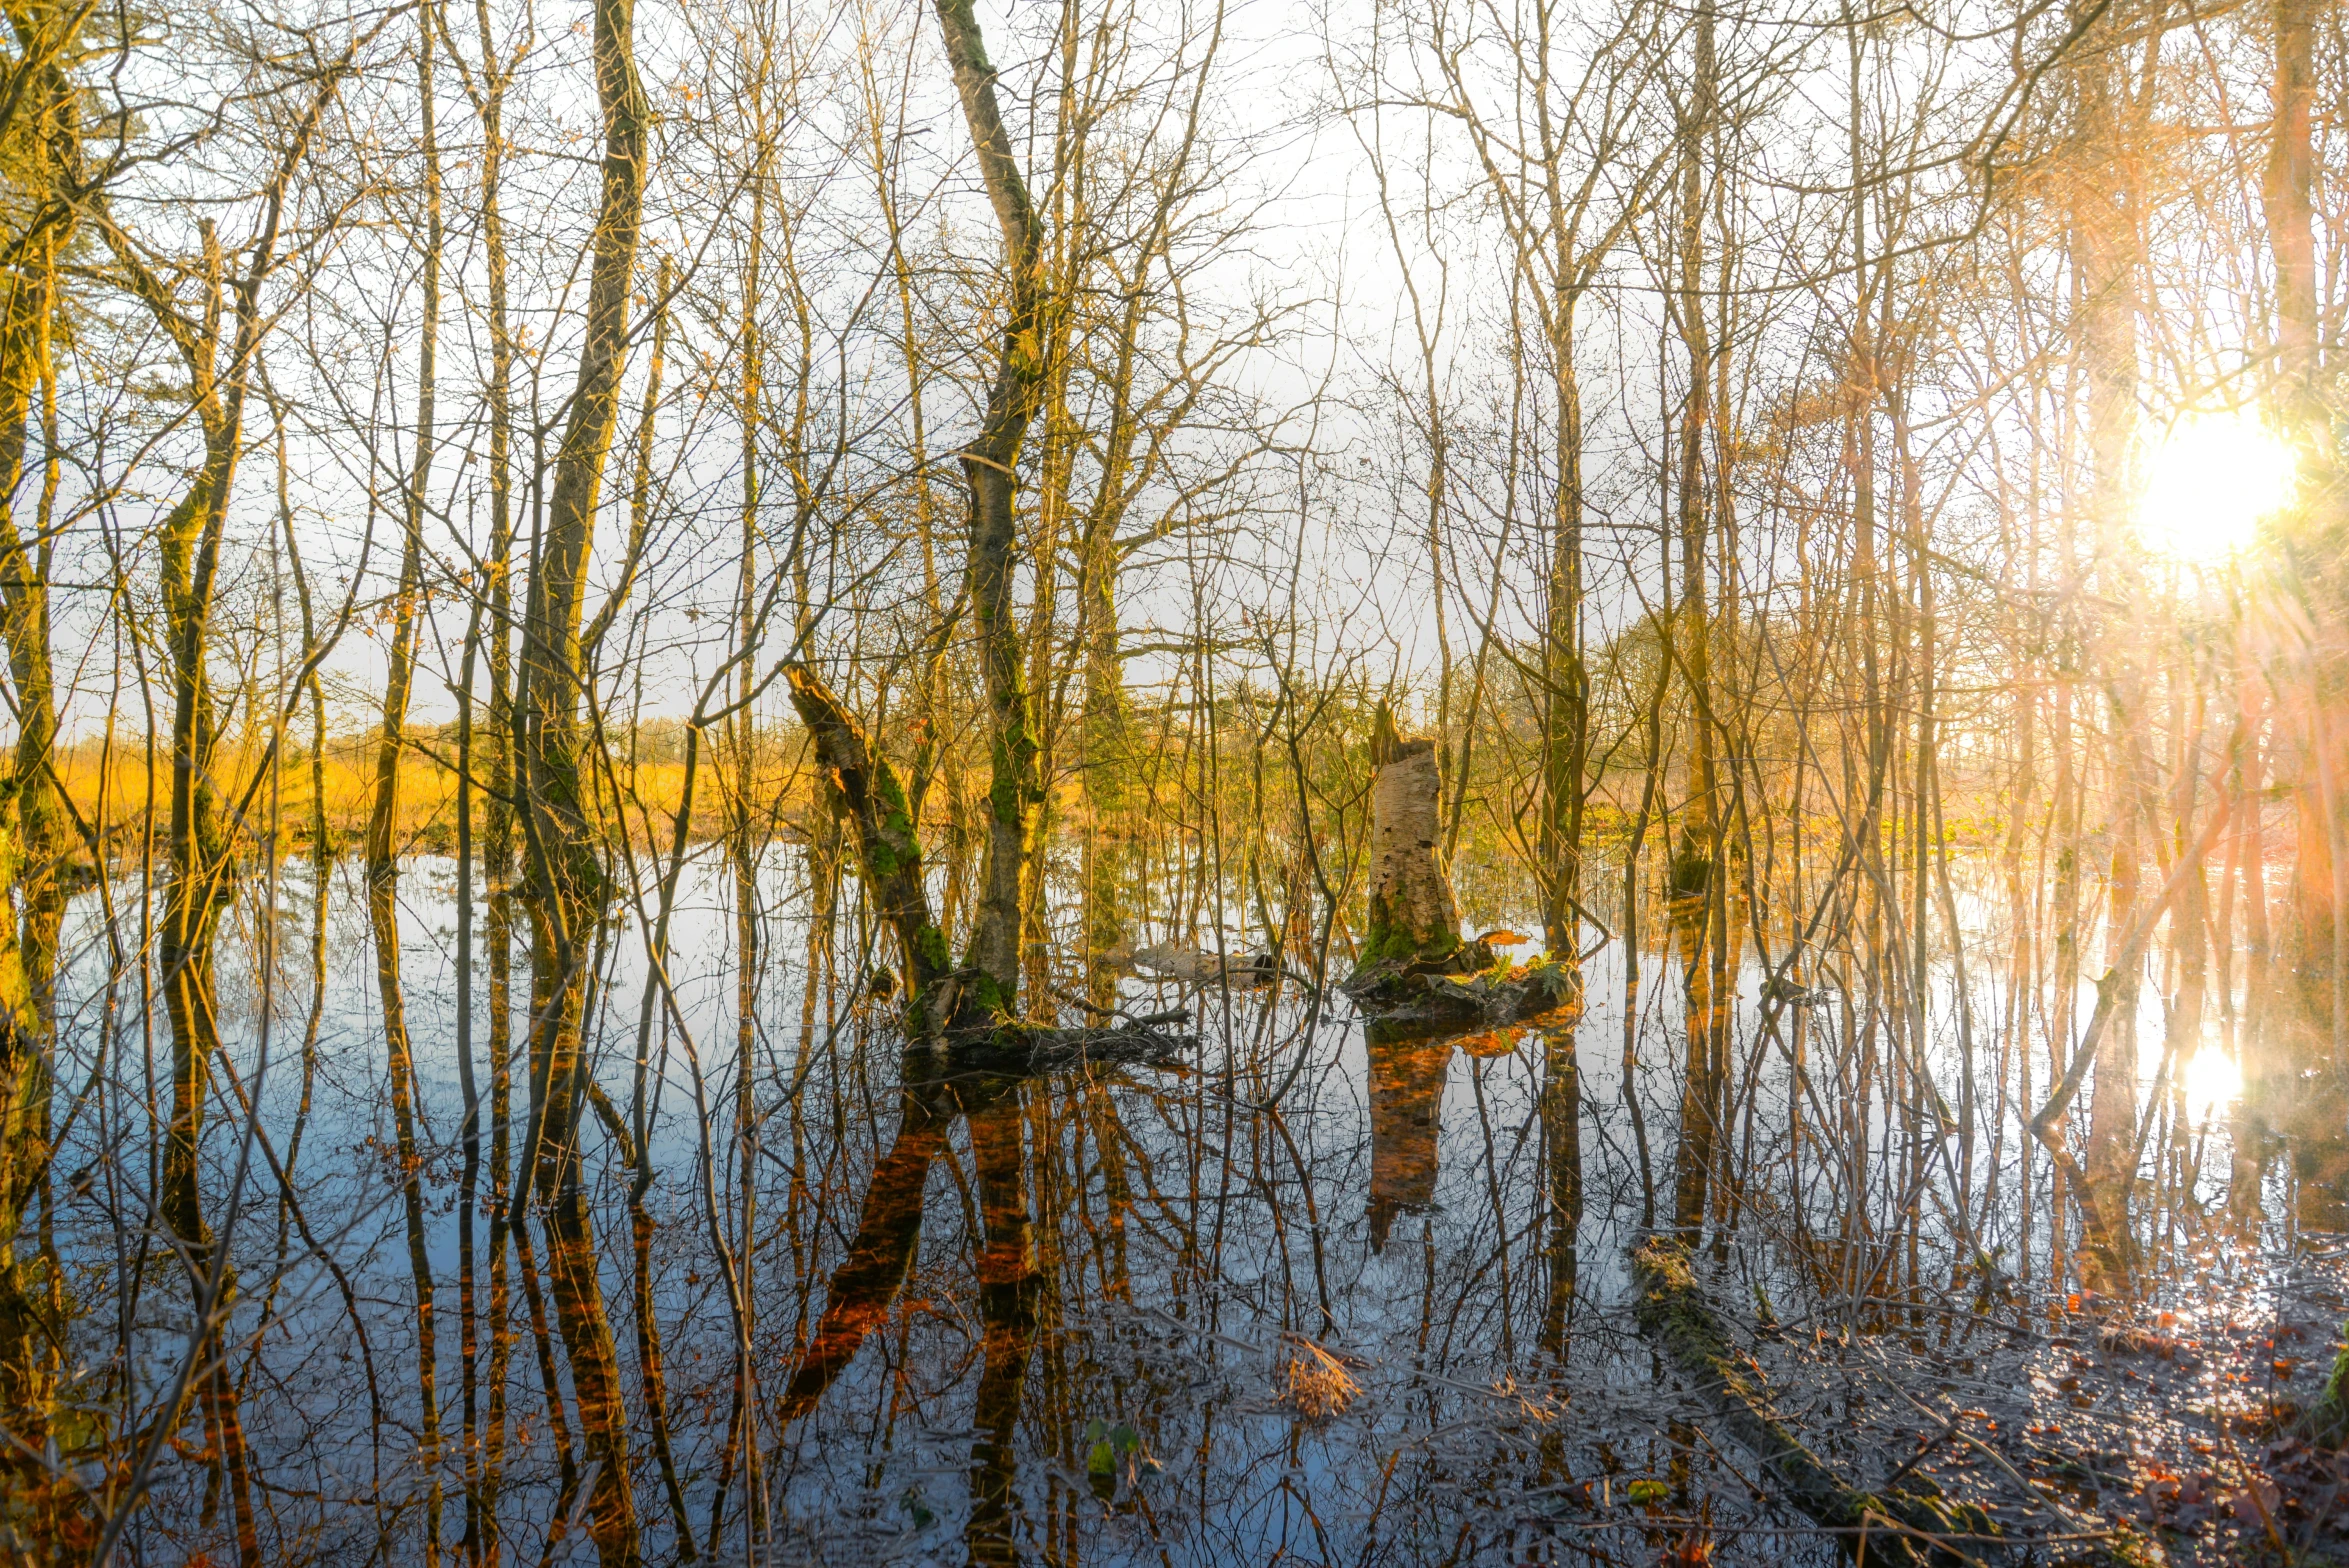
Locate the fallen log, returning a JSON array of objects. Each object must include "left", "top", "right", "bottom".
[
  {"left": 945, "top": 1019, "right": 1195, "bottom": 1074},
  {"left": 1121, "top": 942, "right": 1288, "bottom": 987},
  {"left": 1631, "top": 1238, "right": 2170, "bottom": 1566},
  {"left": 846, "top": 968, "right": 1196, "bottom": 1071},
  {"left": 1630, "top": 1236, "right": 1996, "bottom": 1567}
]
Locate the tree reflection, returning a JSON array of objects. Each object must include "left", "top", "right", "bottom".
[
  {"left": 776, "top": 1059, "right": 1037, "bottom": 1561},
  {"left": 1365, "top": 1024, "right": 1454, "bottom": 1255}
]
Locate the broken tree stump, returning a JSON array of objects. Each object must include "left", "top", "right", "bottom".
[
  {"left": 1358, "top": 705, "right": 1465, "bottom": 972},
  {"left": 1344, "top": 705, "right": 1580, "bottom": 1031}
]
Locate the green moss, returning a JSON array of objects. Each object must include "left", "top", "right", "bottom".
[
  {"left": 2296, "top": 1330, "right": 2349, "bottom": 1449},
  {"left": 1633, "top": 1237, "right": 1736, "bottom": 1368},
  {"left": 873, "top": 765, "right": 913, "bottom": 832},
  {"left": 1857, "top": 1489, "right": 1993, "bottom": 1540},
  {"left": 1358, "top": 889, "right": 1462, "bottom": 971},
  {"left": 971, "top": 970, "right": 1011, "bottom": 1020}
]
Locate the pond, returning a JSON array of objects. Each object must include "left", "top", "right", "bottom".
[{"left": 37, "top": 846, "right": 2349, "bottom": 1565}]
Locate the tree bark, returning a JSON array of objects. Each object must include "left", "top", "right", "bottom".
[
  {"left": 933, "top": 0, "right": 1048, "bottom": 1014},
  {"left": 511, "top": 0, "right": 648, "bottom": 1550},
  {"left": 0, "top": 6, "right": 73, "bottom": 1520},
  {"left": 1358, "top": 711, "right": 1464, "bottom": 970}
]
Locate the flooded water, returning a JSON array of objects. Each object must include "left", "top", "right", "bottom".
[{"left": 46, "top": 847, "right": 2349, "bottom": 1564}]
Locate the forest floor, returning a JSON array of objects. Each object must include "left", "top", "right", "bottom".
[{"left": 1678, "top": 1235, "right": 2349, "bottom": 1566}]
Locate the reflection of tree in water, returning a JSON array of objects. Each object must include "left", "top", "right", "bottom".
[
  {"left": 49, "top": 850, "right": 2349, "bottom": 1568},
  {"left": 775, "top": 1086, "right": 948, "bottom": 1426},
  {"left": 777, "top": 1061, "right": 1036, "bottom": 1565},
  {"left": 965, "top": 1074, "right": 1038, "bottom": 1568},
  {"left": 1364, "top": 1027, "right": 1453, "bottom": 1254},
  {"left": 62, "top": 873, "right": 2349, "bottom": 1567}
]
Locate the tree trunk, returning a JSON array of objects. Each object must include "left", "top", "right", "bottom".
[
  {"left": 512, "top": 0, "right": 648, "bottom": 1551},
  {"left": 2074, "top": 2, "right": 2153, "bottom": 1294},
  {"left": 0, "top": 46, "right": 71, "bottom": 1522},
  {"left": 1540, "top": 320, "right": 1587, "bottom": 965},
  {"left": 2266, "top": 0, "right": 2347, "bottom": 1103},
  {"left": 786, "top": 664, "right": 958, "bottom": 1031},
  {"left": 934, "top": 0, "right": 1048, "bottom": 1015},
  {"left": 370, "top": 16, "right": 443, "bottom": 1549},
  {"left": 455, "top": 1, "right": 520, "bottom": 1546},
  {"left": 1669, "top": 0, "right": 1723, "bottom": 1239}
]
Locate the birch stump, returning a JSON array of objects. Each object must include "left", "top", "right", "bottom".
[{"left": 1360, "top": 710, "right": 1464, "bottom": 970}]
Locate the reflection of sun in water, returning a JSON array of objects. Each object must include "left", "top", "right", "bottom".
[
  {"left": 2139, "top": 411, "right": 2295, "bottom": 560},
  {"left": 2182, "top": 1047, "right": 2243, "bottom": 1121}
]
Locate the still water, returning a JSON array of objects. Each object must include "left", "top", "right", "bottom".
[{"left": 48, "top": 847, "right": 2349, "bottom": 1565}]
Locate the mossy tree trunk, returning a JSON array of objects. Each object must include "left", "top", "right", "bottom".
[
  {"left": 786, "top": 665, "right": 958, "bottom": 1032},
  {"left": 935, "top": 0, "right": 1049, "bottom": 1017},
  {"left": 1078, "top": 550, "right": 1130, "bottom": 1006},
  {"left": 511, "top": 0, "right": 648, "bottom": 1551},
  {"left": 0, "top": 8, "right": 75, "bottom": 1520}
]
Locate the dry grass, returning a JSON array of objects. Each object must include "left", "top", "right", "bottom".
[
  {"left": 47, "top": 734, "right": 823, "bottom": 858},
  {"left": 1276, "top": 1335, "right": 1361, "bottom": 1423}
]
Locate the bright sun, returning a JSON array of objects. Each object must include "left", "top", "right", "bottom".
[
  {"left": 2182, "top": 1047, "right": 2243, "bottom": 1122},
  {"left": 2138, "top": 411, "right": 2296, "bottom": 560}
]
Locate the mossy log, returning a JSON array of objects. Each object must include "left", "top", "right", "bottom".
[
  {"left": 942, "top": 1017, "right": 1194, "bottom": 1074},
  {"left": 787, "top": 662, "right": 963, "bottom": 1031},
  {"left": 2300, "top": 1336, "right": 2349, "bottom": 1447},
  {"left": 1630, "top": 1236, "right": 1996, "bottom": 1567}
]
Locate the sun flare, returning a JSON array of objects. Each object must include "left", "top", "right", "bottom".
[
  {"left": 2138, "top": 411, "right": 2296, "bottom": 561},
  {"left": 2182, "top": 1047, "right": 2244, "bottom": 1121}
]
